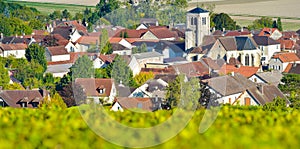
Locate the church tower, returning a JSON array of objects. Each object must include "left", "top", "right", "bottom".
[{"left": 185, "top": 7, "right": 210, "bottom": 50}]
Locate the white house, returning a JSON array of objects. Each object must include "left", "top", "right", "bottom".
[
  {"left": 269, "top": 52, "right": 300, "bottom": 72},
  {"left": 0, "top": 43, "right": 27, "bottom": 58},
  {"left": 45, "top": 46, "right": 70, "bottom": 62},
  {"left": 75, "top": 78, "right": 117, "bottom": 104},
  {"left": 248, "top": 71, "right": 283, "bottom": 86},
  {"left": 92, "top": 54, "right": 116, "bottom": 69},
  {"left": 131, "top": 51, "right": 164, "bottom": 76},
  {"left": 76, "top": 36, "right": 99, "bottom": 52},
  {"left": 253, "top": 36, "right": 281, "bottom": 66}
]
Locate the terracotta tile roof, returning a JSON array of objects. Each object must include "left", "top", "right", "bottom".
[
  {"left": 63, "top": 21, "right": 88, "bottom": 35},
  {"left": 114, "top": 29, "right": 148, "bottom": 38},
  {"left": 52, "top": 26, "right": 73, "bottom": 40},
  {"left": 278, "top": 39, "right": 295, "bottom": 49},
  {"left": 75, "top": 78, "right": 114, "bottom": 97},
  {"left": 141, "top": 67, "right": 176, "bottom": 75},
  {"left": 281, "top": 31, "right": 298, "bottom": 39},
  {"left": 109, "top": 37, "right": 123, "bottom": 43},
  {"left": 47, "top": 46, "right": 69, "bottom": 56},
  {"left": 272, "top": 52, "right": 300, "bottom": 63},
  {"left": 201, "top": 57, "right": 221, "bottom": 70},
  {"left": 228, "top": 57, "right": 242, "bottom": 65},
  {"left": 171, "top": 61, "right": 209, "bottom": 78},
  {"left": 284, "top": 63, "right": 300, "bottom": 74},
  {"left": 111, "top": 43, "right": 129, "bottom": 51},
  {"left": 114, "top": 97, "right": 154, "bottom": 111},
  {"left": 224, "top": 31, "right": 250, "bottom": 37},
  {"left": 149, "top": 27, "right": 177, "bottom": 39},
  {"left": 284, "top": 63, "right": 293, "bottom": 73},
  {"left": 0, "top": 43, "right": 27, "bottom": 51},
  {"left": 33, "top": 30, "right": 48, "bottom": 36},
  {"left": 0, "top": 89, "right": 47, "bottom": 108},
  {"left": 99, "top": 54, "right": 116, "bottom": 63},
  {"left": 218, "top": 37, "right": 237, "bottom": 51},
  {"left": 190, "top": 46, "right": 203, "bottom": 54},
  {"left": 258, "top": 28, "right": 280, "bottom": 36},
  {"left": 76, "top": 36, "right": 99, "bottom": 45},
  {"left": 219, "top": 64, "right": 259, "bottom": 78}
]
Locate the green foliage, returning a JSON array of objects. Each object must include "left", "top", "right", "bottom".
[
  {"left": 172, "top": 0, "right": 188, "bottom": 8},
  {"left": 58, "top": 83, "right": 87, "bottom": 107},
  {"left": 0, "top": 106, "right": 300, "bottom": 148},
  {"left": 132, "top": 43, "right": 148, "bottom": 54},
  {"left": 95, "top": 68, "right": 109, "bottom": 78},
  {"left": 0, "top": 14, "right": 33, "bottom": 36},
  {"left": 263, "top": 97, "right": 289, "bottom": 112},
  {"left": 179, "top": 77, "right": 200, "bottom": 109},
  {"left": 28, "top": 19, "right": 45, "bottom": 30},
  {"left": 166, "top": 75, "right": 184, "bottom": 107},
  {"left": 25, "top": 44, "right": 47, "bottom": 72},
  {"left": 248, "top": 17, "right": 273, "bottom": 30},
  {"left": 101, "top": 42, "right": 113, "bottom": 54},
  {"left": 212, "top": 13, "right": 240, "bottom": 30},
  {"left": 133, "top": 72, "right": 154, "bottom": 87},
  {"left": 0, "top": 62, "right": 10, "bottom": 87},
  {"left": 62, "top": 9, "right": 72, "bottom": 20},
  {"left": 96, "top": 0, "right": 120, "bottom": 18},
  {"left": 15, "top": 61, "right": 44, "bottom": 88},
  {"left": 4, "top": 83, "right": 24, "bottom": 90},
  {"left": 277, "top": 17, "right": 283, "bottom": 31},
  {"left": 39, "top": 93, "right": 67, "bottom": 110},
  {"left": 70, "top": 55, "right": 93, "bottom": 79},
  {"left": 279, "top": 74, "right": 300, "bottom": 94},
  {"left": 49, "top": 10, "right": 61, "bottom": 20},
  {"left": 111, "top": 55, "right": 135, "bottom": 87}
]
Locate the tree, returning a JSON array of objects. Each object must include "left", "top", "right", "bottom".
[
  {"left": 212, "top": 13, "right": 240, "bottom": 30},
  {"left": 29, "top": 19, "right": 44, "bottom": 30},
  {"left": 179, "top": 77, "right": 200, "bottom": 109},
  {"left": 95, "top": 68, "right": 109, "bottom": 78},
  {"left": 133, "top": 72, "right": 154, "bottom": 86},
  {"left": 111, "top": 55, "right": 135, "bottom": 87},
  {"left": 25, "top": 44, "right": 47, "bottom": 72},
  {"left": 73, "top": 12, "right": 84, "bottom": 21},
  {"left": 173, "top": 0, "right": 188, "bottom": 8},
  {"left": 39, "top": 93, "right": 67, "bottom": 110},
  {"left": 23, "top": 77, "right": 42, "bottom": 89},
  {"left": 62, "top": 9, "right": 72, "bottom": 20},
  {"left": 96, "top": 0, "right": 120, "bottom": 18},
  {"left": 15, "top": 61, "right": 44, "bottom": 86},
  {"left": 70, "top": 55, "right": 93, "bottom": 79},
  {"left": 248, "top": 17, "right": 273, "bottom": 30},
  {"left": 49, "top": 10, "right": 61, "bottom": 20},
  {"left": 100, "top": 28, "right": 108, "bottom": 53},
  {"left": 263, "top": 97, "right": 288, "bottom": 112},
  {"left": 277, "top": 17, "right": 282, "bottom": 31},
  {"left": 101, "top": 42, "right": 113, "bottom": 54},
  {"left": 198, "top": 82, "right": 219, "bottom": 108},
  {"left": 272, "top": 20, "right": 278, "bottom": 29},
  {"left": 4, "top": 83, "right": 24, "bottom": 90},
  {"left": 58, "top": 82, "right": 87, "bottom": 107},
  {"left": 0, "top": 62, "right": 10, "bottom": 87},
  {"left": 166, "top": 75, "right": 184, "bottom": 107},
  {"left": 132, "top": 43, "right": 148, "bottom": 54}
]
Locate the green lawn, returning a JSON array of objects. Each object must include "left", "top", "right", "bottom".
[{"left": 4, "top": 0, "right": 95, "bottom": 15}]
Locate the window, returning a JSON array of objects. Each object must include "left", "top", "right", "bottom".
[
  {"left": 278, "top": 66, "right": 281, "bottom": 70},
  {"left": 251, "top": 54, "right": 255, "bottom": 66},
  {"left": 228, "top": 98, "right": 231, "bottom": 104},
  {"left": 245, "top": 54, "right": 250, "bottom": 66},
  {"left": 137, "top": 103, "right": 143, "bottom": 109},
  {"left": 202, "top": 17, "right": 206, "bottom": 25},
  {"left": 99, "top": 89, "right": 104, "bottom": 94},
  {"left": 261, "top": 57, "right": 266, "bottom": 61},
  {"left": 194, "top": 18, "right": 197, "bottom": 25},
  {"left": 21, "top": 102, "right": 27, "bottom": 108},
  {"left": 191, "top": 17, "right": 194, "bottom": 25}
]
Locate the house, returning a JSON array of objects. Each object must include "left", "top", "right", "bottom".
[
  {"left": 111, "top": 43, "right": 132, "bottom": 55},
  {"left": 206, "top": 36, "right": 261, "bottom": 67},
  {"left": 140, "top": 18, "right": 159, "bottom": 27},
  {"left": 171, "top": 61, "right": 209, "bottom": 78},
  {"left": 204, "top": 73, "right": 286, "bottom": 106},
  {"left": 0, "top": 89, "right": 48, "bottom": 108},
  {"left": 269, "top": 52, "right": 300, "bottom": 72},
  {"left": 76, "top": 36, "right": 99, "bottom": 52},
  {"left": 45, "top": 46, "right": 70, "bottom": 62},
  {"left": 248, "top": 71, "right": 283, "bottom": 86},
  {"left": 0, "top": 35, "right": 35, "bottom": 45},
  {"left": 253, "top": 36, "right": 281, "bottom": 66},
  {"left": 129, "top": 79, "right": 168, "bottom": 98},
  {"left": 109, "top": 37, "right": 132, "bottom": 49},
  {"left": 0, "top": 43, "right": 27, "bottom": 58},
  {"left": 51, "top": 26, "right": 82, "bottom": 43},
  {"left": 219, "top": 64, "right": 260, "bottom": 78},
  {"left": 130, "top": 52, "right": 164, "bottom": 76},
  {"left": 75, "top": 78, "right": 117, "bottom": 104},
  {"left": 258, "top": 27, "right": 282, "bottom": 40},
  {"left": 132, "top": 41, "right": 159, "bottom": 52},
  {"left": 46, "top": 63, "right": 73, "bottom": 78},
  {"left": 93, "top": 54, "right": 116, "bottom": 69},
  {"left": 153, "top": 41, "right": 186, "bottom": 59},
  {"left": 110, "top": 97, "right": 162, "bottom": 112},
  {"left": 186, "top": 35, "right": 216, "bottom": 62},
  {"left": 283, "top": 63, "right": 300, "bottom": 74}
]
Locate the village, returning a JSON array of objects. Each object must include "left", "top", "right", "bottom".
[{"left": 0, "top": 4, "right": 299, "bottom": 111}]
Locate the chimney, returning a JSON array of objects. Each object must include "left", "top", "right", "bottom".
[
  {"left": 231, "top": 71, "right": 235, "bottom": 76},
  {"left": 241, "top": 27, "right": 244, "bottom": 32},
  {"left": 223, "top": 28, "right": 226, "bottom": 32}
]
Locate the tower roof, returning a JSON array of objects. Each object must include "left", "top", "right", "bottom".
[{"left": 188, "top": 7, "right": 209, "bottom": 14}]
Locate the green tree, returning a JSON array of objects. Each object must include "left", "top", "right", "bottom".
[
  {"left": 15, "top": 61, "right": 44, "bottom": 85},
  {"left": 49, "top": 10, "right": 61, "bottom": 20},
  {"left": 73, "top": 12, "right": 83, "bottom": 21},
  {"left": 23, "top": 77, "right": 42, "bottom": 89},
  {"left": 0, "top": 62, "right": 10, "bottom": 87},
  {"left": 39, "top": 93, "right": 67, "bottom": 110},
  {"left": 248, "top": 17, "right": 273, "bottom": 30},
  {"left": 277, "top": 17, "right": 282, "bottom": 31},
  {"left": 100, "top": 28, "right": 108, "bottom": 52},
  {"left": 212, "top": 13, "right": 240, "bottom": 30},
  {"left": 133, "top": 72, "right": 154, "bottom": 86},
  {"left": 62, "top": 9, "right": 72, "bottom": 20},
  {"left": 95, "top": 68, "right": 109, "bottom": 78},
  {"left": 166, "top": 74, "right": 184, "bottom": 107},
  {"left": 180, "top": 77, "right": 200, "bottom": 109},
  {"left": 58, "top": 82, "right": 86, "bottom": 107},
  {"left": 25, "top": 44, "right": 47, "bottom": 72},
  {"left": 70, "top": 55, "right": 93, "bottom": 79},
  {"left": 96, "top": 0, "right": 120, "bottom": 18},
  {"left": 29, "top": 19, "right": 44, "bottom": 30},
  {"left": 111, "top": 55, "right": 135, "bottom": 87},
  {"left": 4, "top": 83, "right": 24, "bottom": 90},
  {"left": 173, "top": 0, "right": 188, "bottom": 8},
  {"left": 263, "top": 97, "right": 288, "bottom": 112}
]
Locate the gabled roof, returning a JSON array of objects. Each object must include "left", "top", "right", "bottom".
[
  {"left": 272, "top": 52, "right": 300, "bottom": 63},
  {"left": 201, "top": 57, "right": 221, "bottom": 70},
  {"left": 219, "top": 65, "right": 259, "bottom": 78},
  {"left": 99, "top": 54, "right": 116, "bottom": 63},
  {"left": 114, "top": 29, "right": 148, "bottom": 38},
  {"left": 47, "top": 46, "right": 69, "bottom": 56},
  {"left": 76, "top": 36, "right": 99, "bottom": 45},
  {"left": 278, "top": 39, "right": 295, "bottom": 49},
  {"left": 0, "top": 43, "right": 27, "bottom": 51},
  {"left": 253, "top": 36, "right": 280, "bottom": 46},
  {"left": 75, "top": 78, "right": 114, "bottom": 97},
  {"left": 149, "top": 28, "right": 177, "bottom": 39},
  {"left": 141, "top": 67, "right": 176, "bottom": 75},
  {"left": 258, "top": 28, "right": 280, "bottom": 36},
  {"left": 114, "top": 97, "right": 159, "bottom": 111},
  {"left": 218, "top": 37, "right": 237, "bottom": 51},
  {"left": 247, "top": 84, "right": 286, "bottom": 105},
  {"left": 171, "top": 61, "right": 209, "bottom": 78},
  {"left": 1, "top": 36, "right": 32, "bottom": 44},
  {"left": 111, "top": 43, "right": 130, "bottom": 51},
  {"left": 235, "top": 36, "right": 258, "bottom": 50},
  {"left": 284, "top": 63, "right": 300, "bottom": 74},
  {"left": 133, "top": 51, "right": 163, "bottom": 60},
  {"left": 188, "top": 7, "right": 209, "bottom": 13},
  {"left": 205, "top": 73, "right": 256, "bottom": 96},
  {"left": 154, "top": 74, "right": 178, "bottom": 83},
  {"left": 52, "top": 26, "right": 73, "bottom": 40},
  {"left": 0, "top": 89, "right": 46, "bottom": 108},
  {"left": 63, "top": 20, "right": 88, "bottom": 35},
  {"left": 253, "top": 71, "right": 283, "bottom": 85}
]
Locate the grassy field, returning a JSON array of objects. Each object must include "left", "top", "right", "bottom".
[{"left": 4, "top": 0, "right": 95, "bottom": 15}]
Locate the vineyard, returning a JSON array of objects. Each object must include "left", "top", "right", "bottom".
[{"left": 0, "top": 106, "right": 299, "bottom": 148}]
